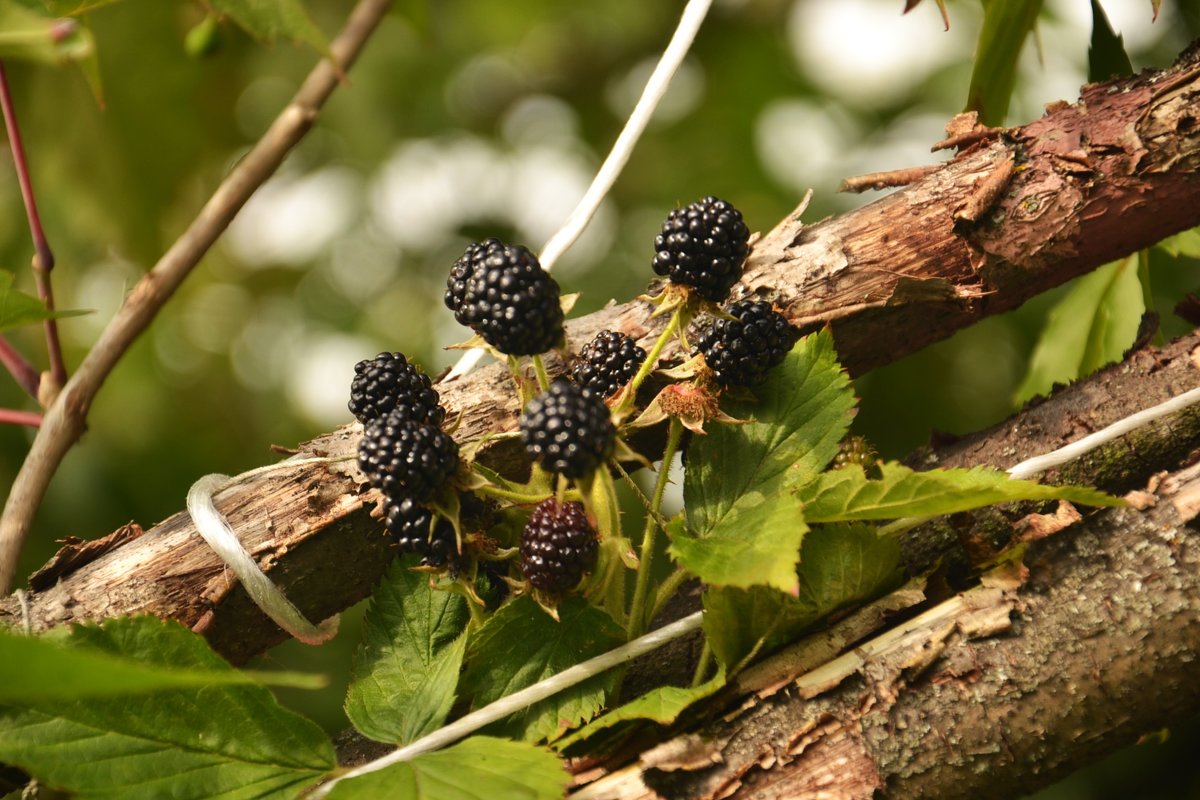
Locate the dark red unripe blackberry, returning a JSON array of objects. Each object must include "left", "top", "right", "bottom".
[
  {"left": 520, "top": 380, "right": 615, "bottom": 479},
  {"left": 652, "top": 196, "right": 750, "bottom": 302},
  {"left": 452, "top": 240, "right": 563, "bottom": 355},
  {"left": 348, "top": 352, "right": 445, "bottom": 426},
  {"left": 570, "top": 330, "right": 647, "bottom": 399},
  {"left": 694, "top": 299, "right": 798, "bottom": 387},
  {"left": 385, "top": 498, "right": 457, "bottom": 567},
  {"left": 358, "top": 412, "right": 459, "bottom": 502},
  {"left": 520, "top": 499, "right": 597, "bottom": 594}
]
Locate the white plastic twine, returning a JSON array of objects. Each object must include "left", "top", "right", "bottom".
[
  {"left": 309, "top": 610, "right": 703, "bottom": 798},
  {"left": 187, "top": 472, "right": 339, "bottom": 645},
  {"left": 1007, "top": 386, "right": 1200, "bottom": 481},
  {"left": 444, "top": 0, "right": 715, "bottom": 382}
]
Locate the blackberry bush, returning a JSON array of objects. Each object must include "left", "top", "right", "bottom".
[
  {"left": 652, "top": 196, "right": 750, "bottom": 302},
  {"left": 570, "top": 330, "right": 646, "bottom": 399},
  {"left": 385, "top": 497, "right": 457, "bottom": 567},
  {"left": 358, "top": 412, "right": 459, "bottom": 502},
  {"left": 348, "top": 352, "right": 445, "bottom": 426},
  {"left": 695, "top": 299, "right": 798, "bottom": 387},
  {"left": 520, "top": 379, "right": 615, "bottom": 479},
  {"left": 449, "top": 239, "right": 564, "bottom": 355},
  {"left": 520, "top": 499, "right": 598, "bottom": 594}
]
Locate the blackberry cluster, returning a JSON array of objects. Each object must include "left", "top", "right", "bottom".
[
  {"left": 570, "top": 330, "right": 646, "bottom": 399},
  {"left": 833, "top": 436, "right": 880, "bottom": 477},
  {"left": 386, "top": 498, "right": 458, "bottom": 567},
  {"left": 358, "top": 412, "right": 459, "bottom": 502},
  {"left": 520, "top": 380, "right": 615, "bottom": 479},
  {"left": 348, "top": 352, "right": 445, "bottom": 426},
  {"left": 652, "top": 196, "right": 750, "bottom": 302},
  {"left": 445, "top": 239, "right": 564, "bottom": 355},
  {"left": 520, "top": 499, "right": 597, "bottom": 594},
  {"left": 694, "top": 299, "right": 798, "bottom": 387}
]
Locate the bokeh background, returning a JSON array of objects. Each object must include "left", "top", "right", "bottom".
[{"left": 1, "top": 1, "right": 1198, "bottom": 796}]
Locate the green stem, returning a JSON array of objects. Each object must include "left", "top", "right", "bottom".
[
  {"left": 625, "top": 309, "right": 682, "bottom": 401},
  {"left": 627, "top": 417, "right": 683, "bottom": 639},
  {"left": 473, "top": 483, "right": 553, "bottom": 505},
  {"left": 532, "top": 353, "right": 551, "bottom": 392},
  {"left": 691, "top": 640, "right": 713, "bottom": 687},
  {"left": 648, "top": 567, "right": 690, "bottom": 625},
  {"left": 877, "top": 514, "right": 934, "bottom": 538}
]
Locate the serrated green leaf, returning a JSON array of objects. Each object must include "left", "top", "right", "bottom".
[
  {"left": 1015, "top": 255, "right": 1143, "bottom": 404},
  {"left": 460, "top": 596, "right": 624, "bottom": 743},
  {"left": 1157, "top": 226, "right": 1200, "bottom": 259},
  {"left": 0, "top": 617, "right": 334, "bottom": 799},
  {"left": 684, "top": 330, "right": 855, "bottom": 536},
  {"left": 209, "top": 0, "right": 329, "bottom": 56},
  {"left": 555, "top": 667, "right": 726, "bottom": 750},
  {"left": 0, "top": 270, "right": 88, "bottom": 331},
  {"left": 966, "top": 0, "right": 1042, "bottom": 125},
  {"left": 0, "top": 0, "right": 93, "bottom": 63},
  {"left": 345, "top": 560, "right": 470, "bottom": 745},
  {"left": 0, "top": 619, "right": 322, "bottom": 701},
  {"left": 702, "top": 585, "right": 819, "bottom": 672},
  {"left": 797, "top": 524, "right": 904, "bottom": 618},
  {"left": 326, "top": 736, "right": 568, "bottom": 800},
  {"left": 1088, "top": 0, "right": 1133, "bottom": 81},
  {"left": 669, "top": 491, "right": 806, "bottom": 592},
  {"left": 799, "top": 462, "right": 1122, "bottom": 524}
]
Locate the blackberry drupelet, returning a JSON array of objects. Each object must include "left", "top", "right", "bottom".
[
  {"left": 385, "top": 498, "right": 457, "bottom": 567},
  {"left": 520, "top": 379, "right": 615, "bottom": 479},
  {"left": 358, "top": 412, "right": 459, "bottom": 502},
  {"left": 652, "top": 196, "right": 750, "bottom": 302},
  {"left": 452, "top": 240, "right": 564, "bottom": 355},
  {"left": 695, "top": 299, "right": 798, "bottom": 387},
  {"left": 445, "top": 238, "right": 502, "bottom": 326},
  {"left": 570, "top": 330, "right": 647, "bottom": 399},
  {"left": 348, "top": 352, "right": 445, "bottom": 426},
  {"left": 520, "top": 499, "right": 597, "bottom": 594}
]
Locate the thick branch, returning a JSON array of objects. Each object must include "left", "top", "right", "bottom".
[{"left": 1, "top": 47, "right": 1199, "bottom": 664}]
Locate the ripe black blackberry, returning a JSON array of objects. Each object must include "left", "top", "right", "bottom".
[
  {"left": 570, "top": 330, "right": 647, "bottom": 399},
  {"left": 450, "top": 240, "right": 563, "bottom": 355},
  {"left": 520, "top": 499, "right": 597, "bottom": 594},
  {"left": 652, "top": 196, "right": 750, "bottom": 302},
  {"left": 520, "top": 380, "right": 615, "bottom": 479},
  {"left": 348, "top": 352, "right": 445, "bottom": 426},
  {"left": 358, "top": 412, "right": 459, "bottom": 502},
  {"left": 694, "top": 299, "right": 798, "bottom": 387},
  {"left": 386, "top": 498, "right": 457, "bottom": 567}
]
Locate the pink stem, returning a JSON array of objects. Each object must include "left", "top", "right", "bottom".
[
  {"left": 0, "top": 335, "right": 39, "bottom": 399},
  {"left": 0, "top": 408, "right": 41, "bottom": 428}
]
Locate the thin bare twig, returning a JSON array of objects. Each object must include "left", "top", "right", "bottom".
[
  {"left": 0, "top": 0, "right": 394, "bottom": 594},
  {"left": 0, "top": 409, "right": 40, "bottom": 428},
  {"left": 839, "top": 164, "right": 942, "bottom": 193},
  {"left": 0, "top": 61, "right": 65, "bottom": 394},
  {"left": 0, "top": 335, "right": 39, "bottom": 399}
]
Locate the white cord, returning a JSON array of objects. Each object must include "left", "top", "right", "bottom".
[
  {"left": 309, "top": 610, "right": 704, "bottom": 797},
  {"left": 187, "top": 473, "right": 339, "bottom": 645},
  {"left": 1007, "top": 385, "right": 1200, "bottom": 480},
  {"left": 444, "top": 0, "right": 715, "bottom": 382}
]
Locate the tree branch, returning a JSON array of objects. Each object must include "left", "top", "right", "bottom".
[{"left": 0, "top": 0, "right": 395, "bottom": 594}]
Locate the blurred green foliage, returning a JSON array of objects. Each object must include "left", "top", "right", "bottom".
[{"left": 0, "top": 1, "right": 1197, "bottom": 796}]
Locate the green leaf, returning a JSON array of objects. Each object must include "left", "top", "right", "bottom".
[
  {"left": 797, "top": 524, "right": 905, "bottom": 619},
  {"left": 1088, "top": 0, "right": 1133, "bottom": 81},
  {"left": 702, "top": 585, "right": 818, "bottom": 672},
  {"left": 1015, "top": 255, "right": 1144, "bottom": 404},
  {"left": 965, "top": 0, "right": 1043, "bottom": 125},
  {"left": 555, "top": 667, "right": 726, "bottom": 750},
  {"left": 0, "top": 0, "right": 93, "bottom": 63},
  {"left": 684, "top": 330, "right": 855, "bottom": 536},
  {"left": 345, "top": 560, "right": 470, "bottom": 745},
  {"left": 0, "top": 619, "right": 322, "bottom": 701},
  {"left": 209, "top": 0, "right": 330, "bottom": 56},
  {"left": 326, "top": 736, "right": 569, "bottom": 800},
  {"left": 0, "top": 617, "right": 334, "bottom": 799},
  {"left": 668, "top": 491, "right": 807, "bottom": 592},
  {"left": 799, "top": 462, "right": 1122, "bottom": 524},
  {"left": 1157, "top": 226, "right": 1200, "bottom": 259},
  {"left": 460, "top": 596, "right": 625, "bottom": 743},
  {"left": 0, "top": 270, "right": 88, "bottom": 332}
]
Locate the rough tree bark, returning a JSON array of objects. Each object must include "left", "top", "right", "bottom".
[{"left": 1, "top": 44, "right": 1199, "bottom": 668}]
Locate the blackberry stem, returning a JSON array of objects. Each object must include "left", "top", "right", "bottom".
[
  {"left": 627, "top": 416, "right": 683, "bottom": 639},
  {"left": 691, "top": 640, "right": 713, "bottom": 687},
  {"left": 649, "top": 567, "right": 690, "bottom": 624},
  {"left": 531, "top": 353, "right": 550, "bottom": 392},
  {"left": 474, "top": 483, "right": 555, "bottom": 505},
  {"left": 620, "top": 308, "right": 683, "bottom": 414}
]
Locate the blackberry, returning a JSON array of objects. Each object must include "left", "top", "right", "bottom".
[
  {"left": 652, "top": 196, "right": 750, "bottom": 302},
  {"left": 520, "top": 499, "right": 597, "bottom": 594},
  {"left": 358, "top": 412, "right": 459, "bottom": 502},
  {"left": 520, "top": 380, "right": 615, "bottom": 479},
  {"left": 385, "top": 498, "right": 457, "bottom": 567},
  {"left": 695, "top": 299, "right": 798, "bottom": 386},
  {"left": 348, "top": 352, "right": 445, "bottom": 426},
  {"left": 570, "top": 330, "right": 647, "bottom": 399},
  {"left": 452, "top": 240, "right": 563, "bottom": 355}
]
